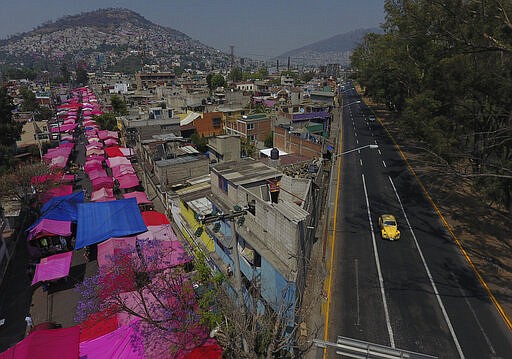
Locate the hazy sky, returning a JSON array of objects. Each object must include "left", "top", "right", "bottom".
[{"left": 0, "top": 0, "right": 385, "bottom": 58}]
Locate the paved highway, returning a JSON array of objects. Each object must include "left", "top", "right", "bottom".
[{"left": 324, "top": 85, "right": 512, "bottom": 358}]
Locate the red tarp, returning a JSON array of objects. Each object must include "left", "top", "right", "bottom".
[
  {"left": 39, "top": 185, "right": 73, "bottom": 204},
  {"left": 183, "top": 343, "right": 223, "bottom": 359},
  {"left": 141, "top": 211, "right": 170, "bottom": 226},
  {"left": 79, "top": 312, "right": 119, "bottom": 342},
  {"left": 105, "top": 147, "right": 124, "bottom": 158},
  {"left": 0, "top": 326, "right": 80, "bottom": 359}
]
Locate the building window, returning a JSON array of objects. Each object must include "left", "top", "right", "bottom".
[
  {"left": 218, "top": 176, "right": 228, "bottom": 193},
  {"left": 248, "top": 135, "right": 256, "bottom": 141},
  {"left": 212, "top": 117, "right": 221, "bottom": 127},
  {"left": 246, "top": 123, "right": 254, "bottom": 130}
]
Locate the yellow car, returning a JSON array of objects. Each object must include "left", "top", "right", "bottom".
[{"left": 379, "top": 214, "right": 400, "bottom": 240}]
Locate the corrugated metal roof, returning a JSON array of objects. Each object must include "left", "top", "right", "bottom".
[
  {"left": 180, "top": 112, "right": 201, "bottom": 126},
  {"left": 272, "top": 201, "right": 309, "bottom": 223}
]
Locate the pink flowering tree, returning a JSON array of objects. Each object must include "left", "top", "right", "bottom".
[{"left": 75, "top": 240, "right": 217, "bottom": 357}]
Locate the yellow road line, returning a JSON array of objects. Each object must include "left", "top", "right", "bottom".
[
  {"left": 379, "top": 119, "right": 512, "bottom": 332},
  {"left": 323, "top": 126, "right": 343, "bottom": 358}
]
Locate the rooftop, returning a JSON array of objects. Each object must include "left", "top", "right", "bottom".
[{"left": 212, "top": 158, "right": 282, "bottom": 187}]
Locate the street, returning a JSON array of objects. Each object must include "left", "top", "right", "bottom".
[{"left": 324, "top": 86, "right": 512, "bottom": 358}]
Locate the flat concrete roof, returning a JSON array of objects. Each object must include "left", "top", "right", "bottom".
[{"left": 212, "top": 158, "right": 282, "bottom": 186}]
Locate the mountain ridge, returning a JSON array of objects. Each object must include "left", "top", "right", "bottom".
[{"left": 274, "top": 27, "right": 381, "bottom": 66}]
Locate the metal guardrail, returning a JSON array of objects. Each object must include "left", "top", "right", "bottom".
[{"left": 313, "top": 336, "right": 437, "bottom": 359}]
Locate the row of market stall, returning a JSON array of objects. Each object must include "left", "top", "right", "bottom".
[{"left": 1, "top": 87, "right": 222, "bottom": 358}]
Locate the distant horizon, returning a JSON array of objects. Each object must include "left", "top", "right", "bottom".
[{"left": 0, "top": 1, "right": 385, "bottom": 58}]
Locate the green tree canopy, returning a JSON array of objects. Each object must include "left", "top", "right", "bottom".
[
  {"left": 351, "top": 0, "right": 512, "bottom": 210},
  {"left": 19, "top": 87, "right": 39, "bottom": 112},
  {"left": 210, "top": 73, "right": 226, "bottom": 90},
  {"left": 228, "top": 67, "right": 243, "bottom": 82},
  {"left": 93, "top": 113, "right": 118, "bottom": 131},
  {"left": 110, "top": 95, "right": 128, "bottom": 116},
  {"left": 0, "top": 87, "right": 22, "bottom": 172}
]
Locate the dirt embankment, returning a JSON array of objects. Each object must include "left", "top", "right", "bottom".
[{"left": 359, "top": 87, "right": 512, "bottom": 323}]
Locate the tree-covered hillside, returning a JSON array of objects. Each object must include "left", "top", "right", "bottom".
[{"left": 351, "top": 0, "right": 512, "bottom": 211}]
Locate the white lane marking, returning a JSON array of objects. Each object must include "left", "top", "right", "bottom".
[
  {"left": 360, "top": 159, "right": 363, "bottom": 166},
  {"left": 378, "top": 150, "right": 382, "bottom": 155},
  {"left": 355, "top": 132, "right": 358, "bottom": 137},
  {"left": 358, "top": 150, "right": 361, "bottom": 154},
  {"left": 451, "top": 273, "right": 496, "bottom": 355},
  {"left": 356, "top": 139, "right": 359, "bottom": 145},
  {"left": 362, "top": 174, "right": 395, "bottom": 348},
  {"left": 388, "top": 176, "right": 464, "bottom": 358},
  {"left": 374, "top": 140, "right": 378, "bottom": 145},
  {"left": 382, "top": 161, "right": 387, "bottom": 168},
  {"left": 355, "top": 259, "right": 360, "bottom": 326}
]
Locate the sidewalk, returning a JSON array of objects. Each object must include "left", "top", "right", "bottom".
[{"left": 303, "top": 104, "right": 342, "bottom": 359}]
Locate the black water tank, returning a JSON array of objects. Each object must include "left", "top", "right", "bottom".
[{"left": 270, "top": 148, "right": 279, "bottom": 160}]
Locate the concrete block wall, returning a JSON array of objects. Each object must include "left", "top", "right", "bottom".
[{"left": 273, "top": 126, "right": 322, "bottom": 159}]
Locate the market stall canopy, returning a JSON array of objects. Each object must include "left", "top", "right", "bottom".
[
  {"left": 112, "top": 164, "right": 135, "bottom": 178},
  {"left": 79, "top": 311, "right": 119, "bottom": 342},
  {"left": 104, "top": 147, "right": 124, "bottom": 158},
  {"left": 39, "top": 185, "right": 73, "bottom": 204},
  {"left": 79, "top": 320, "right": 144, "bottom": 359},
  {"left": 0, "top": 326, "right": 80, "bottom": 359},
  {"left": 27, "top": 219, "right": 72, "bottom": 241},
  {"left": 36, "top": 191, "right": 85, "bottom": 223},
  {"left": 116, "top": 174, "right": 139, "bottom": 189},
  {"left": 87, "top": 168, "right": 108, "bottom": 181},
  {"left": 31, "top": 251, "right": 73, "bottom": 285},
  {"left": 106, "top": 157, "right": 131, "bottom": 168},
  {"left": 75, "top": 198, "right": 147, "bottom": 249},
  {"left": 97, "top": 236, "right": 137, "bottom": 270},
  {"left": 91, "top": 176, "right": 114, "bottom": 191},
  {"left": 122, "top": 191, "right": 151, "bottom": 205},
  {"left": 103, "top": 138, "right": 119, "bottom": 147},
  {"left": 90, "top": 187, "right": 115, "bottom": 202},
  {"left": 141, "top": 211, "right": 170, "bottom": 226}
]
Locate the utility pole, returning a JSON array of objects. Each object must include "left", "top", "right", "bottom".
[{"left": 200, "top": 207, "right": 247, "bottom": 305}]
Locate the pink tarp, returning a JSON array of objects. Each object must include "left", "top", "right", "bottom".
[
  {"left": 50, "top": 156, "right": 68, "bottom": 169},
  {"left": 79, "top": 320, "right": 145, "bottom": 359},
  {"left": 84, "top": 160, "right": 103, "bottom": 173},
  {"left": 31, "top": 251, "right": 73, "bottom": 285},
  {"left": 137, "top": 240, "right": 190, "bottom": 271},
  {"left": 90, "top": 187, "right": 115, "bottom": 202},
  {"left": 40, "top": 185, "right": 73, "bottom": 204},
  {"left": 116, "top": 174, "right": 139, "bottom": 189},
  {"left": 86, "top": 154, "right": 105, "bottom": 162},
  {"left": 104, "top": 138, "right": 119, "bottom": 147},
  {"left": 122, "top": 191, "right": 151, "bottom": 205},
  {"left": 27, "top": 219, "right": 72, "bottom": 241},
  {"left": 87, "top": 168, "right": 108, "bottom": 181},
  {"left": 112, "top": 164, "right": 135, "bottom": 178},
  {"left": 86, "top": 148, "right": 104, "bottom": 157},
  {"left": 86, "top": 142, "right": 104, "bottom": 150},
  {"left": 0, "top": 326, "right": 80, "bottom": 359},
  {"left": 120, "top": 147, "right": 135, "bottom": 157},
  {"left": 97, "top": 236, "right": 137, "bottom": 270},
  {"left": 98, "top": 130, "right": 119, "bottom": 140},
  {"left": 91, "top": 176, "right": 114, "bottom": 191},
  {"left": 106, "top": 157, "right": 131, "bottom": 168}
]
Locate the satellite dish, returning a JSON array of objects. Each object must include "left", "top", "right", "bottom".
[{"left": 299, "top": 107, "right": 305, "bottom": 113}]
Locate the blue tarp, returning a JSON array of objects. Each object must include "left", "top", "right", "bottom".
[
  {"left": 75, "top": 198, "right": 147, "bottom": 249},
  {"left": 27, "top": 191, "right": 85, "bottom": 231}
]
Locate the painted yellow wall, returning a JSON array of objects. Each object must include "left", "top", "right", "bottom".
[{"left": 179, "top": 200, "right": 215, "bottom": 252}]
